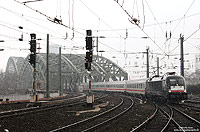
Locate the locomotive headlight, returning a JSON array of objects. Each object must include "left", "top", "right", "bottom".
[
  {"left": 184, "top": 89, "right": 187, "bottom": 92},
  {"left": 169, "top": 89, "right": 171, "bottom": 92}
]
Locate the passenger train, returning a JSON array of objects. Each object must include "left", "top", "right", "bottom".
[{"left": 80, "top": 72, "right": 188, "bottom": 101}]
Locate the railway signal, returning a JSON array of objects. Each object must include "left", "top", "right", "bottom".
[
  {"left": 29, "top": 33, "right": 38, "bottom": 102},
  {"left": 29, "top": 53, "right": 36, "bottom": 67},
  {"left": 29, "top": 33, "right": 37, "bottom": 68},
  {"left": 85, "top": 29, "right": 94, "bottom": 106},
  {"left": 85, "top": 37, "right": 93, "bottom": 50},
  {"left": 85, "top": 30, "right": 93, "bottom": 71},
  {"left": 29, "top": 40, "right": 36, "bottom": 53},
  {"left": 85, "top": 51, "right": 93, "bottom": 62}
]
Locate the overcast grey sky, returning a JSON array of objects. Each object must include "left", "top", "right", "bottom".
[{"left": 0, "top": 0, "right": 200, "bottom": 76}]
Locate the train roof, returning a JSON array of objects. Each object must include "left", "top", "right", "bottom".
[
  {"left": 81, "top": 78, "right": 147, "bottom": 85},
  {"left": 148, "top": 72, "right": 185, "bottom": 82},
  {"left": 90, "top": 81, "right": 126, "bottom": 85},
  {"left": 126, "top": 78, "right": 147, "bottom": 83}
]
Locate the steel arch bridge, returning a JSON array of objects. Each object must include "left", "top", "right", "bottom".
[{"left": 6, "top": 53, "right": 128, "bottom": 92}]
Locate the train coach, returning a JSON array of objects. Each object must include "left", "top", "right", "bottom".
[
  {"left": 80, "top": 72, "right": 188, "bottom": 101},
  {"left": 80, "top": 78, "right": 146, "bottom": 94}
]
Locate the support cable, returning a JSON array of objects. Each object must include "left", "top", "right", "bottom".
[
  {"left": 172, "top": 0, "right": 196, "bottom": 33},
  {"left": 14, "top": 0, "right": 84, "bottom": 36},
  {"left": 184, "top": 24, "right": 200, "bottom": 41},
  {"left": 144, "top": 0, "right": 165, "bottom": 35},
  {"left": 169, "top": 25, "right": 200, "bottom": 53},
  {"left": 92, "top": 12, "right": 200, "bottom": 32},
  {"left": 79, "top": 0, "right": 125, "bottom": 39},
  {"left": 0, "top": 5, "right": 66, "bottom": 37},
  {"left": 116, "top": 1, "right": 167, "bottom": 56}
]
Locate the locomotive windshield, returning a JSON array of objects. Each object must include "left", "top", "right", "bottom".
[{"left": 166, "top": 76, "right": 185, "bottom": 86}]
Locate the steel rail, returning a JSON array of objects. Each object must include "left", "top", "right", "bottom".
[
  {"left": 131, "top": 103, "right": 158, "bottom": 131},
  {"left": 0, "top": 94, "right": 88, "bottom": 119},
  {"left": 0, "top": 94, "right": 107, "bottom": 119},
  {"left": 81, "top": 96, "right": 134, "bottom": 132},
  {"left": 172, "top": 107, "right": 200, "bottom": 125},
  {"left": 159, "top": 105, "right": 185, "bottom": 132},
  {"left": 49, "top": 97, "right": 124, "bottom": 132}
]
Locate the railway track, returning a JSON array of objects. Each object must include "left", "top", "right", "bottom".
[
  {"left": 0, "top": 93, "right": 108, "bottom": 119},
  {"left": 178, "top": 102, "right": 200, "bottom": 112},
  {"left": 184, "top": 99, "right": 200, "bottom": 104},
  {"left": 171, "top": 106, "right": 200, "bottom": 131},
  {"left": 131, "top": 103, "right": 169, "bottom": 132},
  {"left": 0, "top": 94, "right": 87, "bottom": 119},
  {"left": 0, "top": 93, "right": 84, "bottom": 112},
  {"left": 0, "top": 93, "right": 110, "bottom": 131},
  {"left": 131, "top": 102, "right": 200, "bottom": 132},
  {"left": 49, "top": 95, "right": 134, "bottom": 132}
]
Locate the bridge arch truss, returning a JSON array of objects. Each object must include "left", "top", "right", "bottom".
[{"left": 6, "top": 53, "right": 128, "bottom": 92}]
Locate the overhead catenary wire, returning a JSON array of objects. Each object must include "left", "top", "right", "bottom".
[
  {"left": 0, "top": 5, "right": 66, "bottom": 37},
  {"left": 0, "top": 19, "right": 67, "bottom": 41},
  {"left": 142, "top": 0, "right": 145, "bottom": 29},
  {"left": 0, "top": 3, "right": 85, "bottom": 48},
  {"left": 1, "top": 1, "right": 198, "bottom": 55},
  {"left": 114, "top": 0, "right": 168, "bottom": 56},
  {"left": 14, "top": 0, "right": 85, "bottom": 36},
  {"left": 170, "top": 25, "right": 200, "bottom": 53},
  {"left": 78, "top": 11, "right": 200, "bottom": 34},
  {"left": 0, "top": 1, "right": 84, "bottom": 53},
  {"left": 144, "top": 0, "right": 165, "bottom": 35},
  {"left": 167, "top": 0, "right": 198, "bottom": 55},
  {"left": 172, "top": 0, "right": 196, "bottom": 34},
  {"left": 0, "top": 33, "right": 20, "bottom": 40},
  {"left": 79, "top": 0, "right": 126, "bottom": 39},
  {"left": 0, "top": 22, "right": 29, "bottom": 35},
  {"left": 98, "top": 41, "right": 121, "bottom": 53},
  {"left": 22, "top": 0, "right": 44, "bottom": 4},
  {"left": 184, "top": 25, "right": 200, "bottom": 42}
]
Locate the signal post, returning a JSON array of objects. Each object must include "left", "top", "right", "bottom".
[
  {"left": 85, "top": 30, "right": 94, "bottom": 107},
  {"left": 29, "top": 33, "right": 38, "bottom": 102}
]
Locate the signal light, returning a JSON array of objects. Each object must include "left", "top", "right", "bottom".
[
  {"left": 29, "top": 53, "right": 36, "bottom": 67},
  {"left": 85, "top": 37, "right": 92, "bottom": 50},
  {"left": 29, "top": 33, "right": 37, "bottom": 68},
  {"left": 29, "top": 40, "right": 36, "bottom": 53},
  {"left": 85, "top": 30, "right": 92, "bottom": 71},
  {"left": 86, "top": 51, "right": 93, "bottom": 62}
]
